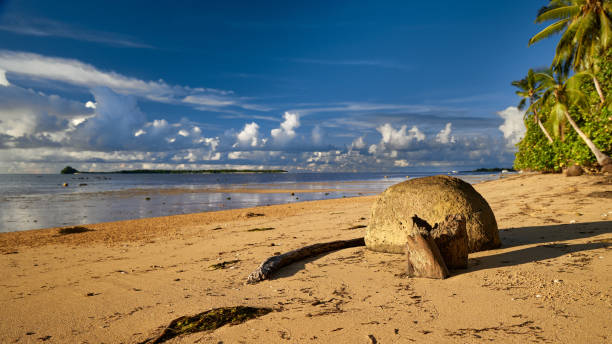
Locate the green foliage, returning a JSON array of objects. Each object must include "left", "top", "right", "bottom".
[
  {"left": 514, "top": 53, "right": 612, "bottom": 171},
  {"left": 60, "top": 166, "right": 79, "bottom": 174}
]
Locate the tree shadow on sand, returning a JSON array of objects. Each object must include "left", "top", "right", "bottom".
[{"left": 458, "top": 221, "right": 612, "bottom": 274}]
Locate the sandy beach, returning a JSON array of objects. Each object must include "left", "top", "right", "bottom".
[{"left": 1, "top": 173, "right": 611, "bottom": 343}]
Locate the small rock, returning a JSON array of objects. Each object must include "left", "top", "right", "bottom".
[
  {"left": 601, "top": 164, "right": 612, "bottom": 174},
  {"left": 367, "top": 334, "right": 377, "bottom": 344},
  {"left": 62, "top": 183, "right": 69, "bottom": 187},
  {"left": 566, "top": 165, "right": 583, "bottom": 177}
]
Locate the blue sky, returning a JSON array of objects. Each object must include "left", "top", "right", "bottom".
[{"left": 0, "top": 0, "right": 557, "bottom": 173}]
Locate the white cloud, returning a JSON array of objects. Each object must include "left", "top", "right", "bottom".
[
  {"left": 497, "top": 106, "right": 526, "bottom": 148},
  {"left": 0, "top": 50, "right": 254, "bottom": 112},
  {"left": 376, "top": 123, "right": 425, "bottom": 150},
  {"left": 271, "top": 112, "right": 300, "bottom": 144},
  {"left": 435, "top": 122, "right": 455, "bottom": 144},
  {"left": 182, "top": 95, "right": 235, "bottom": 107},
  {"left": 85, "top": 101, "right": 96, "bottom": 109},
  {"left": 236, "top": 122, "right": 260, "bottom": 147},
  {"left": 352, "top": 136, "right": 366, "bottom": 150},
  {"left": 0, "top": 17, "right": 153, "bottom": 48},
  {"left": 0, "top": 69, "right": 9, "bottom": 86},
  {"left": 178, "top": 129, "right": 189, "bottom": 137},
  {"left": 394, "top": 159, "right": 410, "bottom": 167}
]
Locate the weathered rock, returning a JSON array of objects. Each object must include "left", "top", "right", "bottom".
[
  {"left": 365, "top": 175, "right": 499, "bottom": 253},
  {"left": 405, "top": 221, "right": 449, "bottom": 279},
  {"left": 601, "top": 164, "right": 612, "bottom": 174},
  {"left": 431, "top": 214, "right": 468, "bottom": 269},
  {"left": 566, "top": 165, "right": 583, "bottom": 177}
]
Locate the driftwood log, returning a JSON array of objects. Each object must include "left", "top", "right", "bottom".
[
  {"left": 246, "top": 237, "right": 365, "bottom": 284},
  {"left": 405, "top": 224, "right": 449, "bottom": 279}
]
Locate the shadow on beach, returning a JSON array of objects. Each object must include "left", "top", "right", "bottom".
[
  {"left": 267, "top": 221, "right": 611, "bottom": 281},
  {"left": 463, "top": 221, "right": 612, "bottom": 274}
]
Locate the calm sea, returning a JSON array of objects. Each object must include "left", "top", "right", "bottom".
[{"left": 0, "top": 172, "right": 504, "bottom": 232}]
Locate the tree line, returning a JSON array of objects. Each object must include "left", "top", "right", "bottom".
[{"left": 513, "top": 0, "right": 612, "bottom": 172}]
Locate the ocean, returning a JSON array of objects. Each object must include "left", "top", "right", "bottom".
[{"left": 0, "top": 171, "right": 505, "bottom": 232}]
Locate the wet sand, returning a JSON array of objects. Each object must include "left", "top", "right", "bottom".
[{"left": 1, "top": 173, "right": 611, "bottom": 343}]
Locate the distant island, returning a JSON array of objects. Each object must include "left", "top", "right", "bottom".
[
  {"left": 60, "top": 166, "right": 287, "bottom": 174},
  {"left": 464, "top": 168, "right": 516, "bottom": 173}
]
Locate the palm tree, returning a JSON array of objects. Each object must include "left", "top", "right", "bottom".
[
  {"left": 512, "top": 69, "right": 554, "bottom": 143},
  {"left": 536, "top": 70, "right": 612, "bottom": 166},
  {"left": 528, "top": 0, "right": 612, "bottom": 104}
]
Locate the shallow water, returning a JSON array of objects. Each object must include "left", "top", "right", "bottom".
[{"left": 0, "top": 172, "right": 505, "bottom": 232}]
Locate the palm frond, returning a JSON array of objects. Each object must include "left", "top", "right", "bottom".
[
  {"left": 600, "top": 11, "right": 612, "bottom": 48},
  {"left": 535, "top": 5, "right": 580, "bottom": 23},
  {"left": 529, "top": 18, "right": 571, "bottom": 45}
]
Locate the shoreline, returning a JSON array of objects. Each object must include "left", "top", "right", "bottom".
[
  {"left": 0, "top": 173, "right": 504, "bottom": 233},
  {"left": 1, "top": 173, "right": 611, "bottom": 343}
]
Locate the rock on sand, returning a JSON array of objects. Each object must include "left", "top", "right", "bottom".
[{"left": 365, "top": 175, "right": 500, "bottom": 253}]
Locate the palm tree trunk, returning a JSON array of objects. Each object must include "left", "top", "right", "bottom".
[
  {"left": 563, "top": 110, "right": 612, "bottom": 166},
  {"left": 534, "top": 110, "right": 553, "bottom": 143},
  {"left": 593, "top": 76, "right": 605, "bottom": 104}
]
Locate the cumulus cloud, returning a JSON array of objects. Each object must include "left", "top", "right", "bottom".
[
  {"left": 394, "top": 159, "right": 410, "bottom": 167},
  {"left": 271, "top": 112, "right": 300, "bottom": 144},
  {"left": 69, "top": 87, "right": 146, "bottom": 150},
  {"left": 369, "top": 123, "right": 425, "bottom": 154},
  {"left": 497, "top": 106, "right": 526, "bottom": 148},
  {"left": 435, "top": 122, "right": 455, "bottom": 144},
  {"left": 0, "top": 69, "right": 9, "bottom": 86},
  {"left": 379, "top": 123, "right": 425, "bottom": 148},
  {"left": 0, "top": 84, "right": 91, "bottom": 146},
  {"left": 236, "top": 122, "right": 261, "bottom": 147},
  {"left": 351, "top": 136, "right": 366, "bottom": 150}
]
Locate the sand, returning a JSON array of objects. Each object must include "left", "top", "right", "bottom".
[{"left": 1, "top": 173, "right": 611, "bottom": 343}]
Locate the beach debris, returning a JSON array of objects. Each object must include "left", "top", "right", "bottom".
[
  {"left": 587, "top": 191, "right": 612, "bottom": 198},
  {"left": 566, "top": 165, "right": 583, "bottom": 177},
  {"left": 365, "top": 175, "right": 500, "bottom": 254},
  {"left": 246, "top": 237, "right": 365, "bottom": 284},
  {"left": 209, "top": 260, "right": 240, "bottom": 270},
  {"left": 405, "top": 219, "right": 449, "bottom": 279},
  {"left": 345, "top": 224, "right": 367, "bottom": 230},
  {"left": 211, "top": 226, "right": 223, "bottom": 230},
  {"left": 57, "top": 226, "right": 93, "bottom": 235},
  {"left": 141, "top": 306, "right": 273, "bottom": 344},
  {"left": 368, "top": 334, "right": 378, "bottom": 344},
  {"left": 145, "top": 197, "right": 151, "bottom": 201},
  {"left": 244, "top": 212, "right": 265, "bottom": 218},
  {"left": 247, "top": 227, "right": 275, "bottom": 232},
  {"left": 79, "top": 183, "right": 88, "bottom": 187},
  {"left": 62, "top": 183, "right": 69, "bottom": 187}
]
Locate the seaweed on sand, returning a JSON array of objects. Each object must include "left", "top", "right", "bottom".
[
  {"left": 58, "top": 226, "right": 94, "bottom": 235},
  {"left": 247, "top": 227, "right": 275, "bottom": 232},
  {"left": 209, "top": 260, "right": 240, "bottom": 270},
  {"left": 142, "top": 306, "right": 273, "bottom": 343}
]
